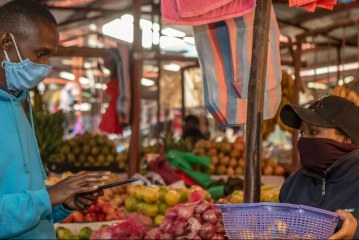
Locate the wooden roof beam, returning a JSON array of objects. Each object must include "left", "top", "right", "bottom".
[
  {"left": 55, "top": 46, "right": 303, "bottom": 66},
  {"left": 277, "top": 18, "right": 357, "bottom": 47},
  {"left": 296, "top": 16, "right": 359, "bottom": 39},
  {"left": 47, "top": 6, "right": 123, "bottom": 14}
]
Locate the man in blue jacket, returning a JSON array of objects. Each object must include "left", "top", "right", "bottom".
[
  {"left": 280, "top": 95, "right": 359, "bottom": 239},
  {"left": 0, "top": 0, "right": 110, "bottom": 238}
]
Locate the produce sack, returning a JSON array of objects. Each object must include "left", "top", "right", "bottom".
[
  {"left": 165, "top": 150, "right": 214, "bottom": 187},
  {"left": 148, "top": 156, "right": 181, "bottom": 185},
  {"left": 193, "top": 6, "right": 282, "bottom": 125}
]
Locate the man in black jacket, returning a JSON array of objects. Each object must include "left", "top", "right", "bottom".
[{"left": 280, "top": 95, "right": 359, "bottom": 239}]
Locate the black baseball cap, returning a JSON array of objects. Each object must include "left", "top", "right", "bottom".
[{"left": 280, "top": 95, "right": 359, "bottom": 144}]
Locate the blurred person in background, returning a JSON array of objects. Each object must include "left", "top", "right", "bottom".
[
  {"left": 182, "top": 114, "right": 206, "bottom": 146},
  {"left": 0, "top": 1, "right": 109, "bottom": 238}
]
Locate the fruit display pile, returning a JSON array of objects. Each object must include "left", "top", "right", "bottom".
[
  {"left": 333, "top": 85, "right": 359, "bottom": 106},
  {"left": 124, "top": 185, "right": 211, "bottom": 225},
  {"left": 61, "top": 199, "right": 126, "bottom": 223},
  {"left": 33, "top": 111, "right": 64, "bottom": 163},
  {"left": 206, "top": 177, "right": 244, "bottom": 196},
  {"left": 92, "top": 201, "right": 226, "bottom": 240},
  {"left": 53, "top": 132, "right": 126, "bottom": 170},
  {"left": 91, "top": 213, "right": 153, "bottom": 239},
  {"left": 147, "top": 200, "right": 226, "bottom": 239},
  {"left": 56, "top": 226, "right": 95, "bottom": 240},
  {"left": 261, "top": 156, "right": 285, "bottom": 176},
  {"left": 193, "top": 138, "right": 245, "bottom": 176},
  {"left": 193, "top": 138, "right": 285, "bottom": 177},
  {"left": 46, "top": 173, "right": 130, "bottom": 208},
  {"left": 100, "top": 175, "right": 131, "bottom": 207},
  {"left": 230, "top": 184, "right": 281, "bottom": 204}
]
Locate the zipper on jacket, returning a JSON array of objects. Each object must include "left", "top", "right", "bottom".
[{"left": 322, "top": 179, "right": 326, "bottom": 196}]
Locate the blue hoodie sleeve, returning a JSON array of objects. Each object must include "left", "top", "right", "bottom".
[
  {"left": 0, "top": 188, "right": 52, "bottom": 239},
  {"left": 52, "top": 204, "right": 73, "bottom": 223}
]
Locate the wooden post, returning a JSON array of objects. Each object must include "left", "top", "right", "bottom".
[
  {"left": 128, "top": 0, "right": 143, "bottom": 177},
  {"left": 290, "top": 40, "right": 302, "bottom": 173},
  {"left": 244, "top": 0, "right": 272, "bottom": 203},
  {"left": 336, "top": 46, "right": 342, "bottom": 85},
  {"left": 154, "top": 3, "right": 162, "bottom": 142},
  {"left": 181, "top": 69, "right": 186, "bottom": 121}
]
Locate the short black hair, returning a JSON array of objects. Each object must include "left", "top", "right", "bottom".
[
  {"left": 184, "top": 114, "right": 200, "bottom": 129},
  {"left": 0, "top": 0, "right": 57, "bottom": 37}
]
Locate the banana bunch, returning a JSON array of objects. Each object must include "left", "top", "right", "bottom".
[
  {"left": 262, "top": 73, "right": 294, "bottom": 139},
  {"left": 34, "top": 111, "right": 64, "bottom": 163},
  {"left": 332, "top": 85, "right": 359, "bottom": 106}
]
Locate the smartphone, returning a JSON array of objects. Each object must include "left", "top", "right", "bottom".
[{"left": 98, "top": 177, "right": 140, "bottom": 190}]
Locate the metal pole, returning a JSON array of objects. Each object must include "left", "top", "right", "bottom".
[
  {"left": 244, "top": 0, "right": 272, "bottom": 203},
  {"left": 128, "top": 0, "right": 143, "bottom": 176}
]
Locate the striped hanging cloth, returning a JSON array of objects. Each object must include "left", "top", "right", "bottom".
[{"left": 193, "top": 6, "right": 282, "bottom": 126}]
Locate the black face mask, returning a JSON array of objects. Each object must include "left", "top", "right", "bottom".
[{"left": 297, "top": 137, "right": 358, "bottom": 177}]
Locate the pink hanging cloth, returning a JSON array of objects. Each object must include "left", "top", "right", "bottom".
[
  {"left": 289, "top": 0, "right": 337, "bottom": 12},
  {"left": 161, "top": 0, "right": 255, "bottom": 26}
]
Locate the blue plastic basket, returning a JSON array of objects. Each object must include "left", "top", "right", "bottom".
[{"left": 218, "top": 202, "right": 341, "bottom": 240}]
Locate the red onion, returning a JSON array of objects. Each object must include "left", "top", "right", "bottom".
[
  {"left": 199, "top": 222, "right": 216, "bottom": 239},
  {"left": 144, "top": 228, "right": 160, "bottom": 240},
  {"left": 194, "top": 213, "right": 203, "bottom": 223},
  {"left": 165, "top": 208, "right": 178, "bottom": 219},
  {"left": 186, "top": 231, "right": 202, "bottom": 240},
  {"left": 202, "top": 209, "right": 219, "bottom": 224},
  {"left": 211, "top": 205, "right": 222, "bottom": 215},
  {"left": 159, "top": 219, "right": 172, "bottom": 233},
  {"left": 188, "top": 217, "right": 201, "bottom": 234},
  {"left": 216, "top": 223, "right": 226, "bottom": 233},
  {"left": 177, "top": 203, "right": 196, "bottom": 220},
  {"left": 212, "top": 233, "right": 226, "bottom": 240},
  {"left": 158, "top": 232, "right": 172, "bottom": 239},
  {"left": 195, "top": 201, "right": 211, "bottom": 214},
  {"left": 172, "top": 219, "right": 187, "bottom": 236}
]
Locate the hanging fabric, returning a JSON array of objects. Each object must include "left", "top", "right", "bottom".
[
  {"left": 98, "top": 79, "right": 123, "bottom": 134},
  {"left": 289, "top": 0, "right": 337, "bottom": 12},
  {"left": 98, "top": 45, "right": 131, "bottom": 134},
  {"left": 193, "top": 6, "right": 281, "bottom": 126},
  {"left": 161, "top": 0, "right": 255, "bottom": 26},
  {"left": 116, "top": 44, "right": 131, "bottom": 126},
  {"left": 106, "top": 45, "right": 131, "bottom": 126}
]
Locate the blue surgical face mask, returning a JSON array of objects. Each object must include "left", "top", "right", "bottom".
[{"left": 1, "top": 33, "right": 52, "bottom": 92}]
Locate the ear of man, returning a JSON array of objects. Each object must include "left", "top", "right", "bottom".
[{"left": 0, "top": 33, "right": 13, "bottom": 52}]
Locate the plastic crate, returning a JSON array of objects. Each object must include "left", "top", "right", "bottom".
[{"left": 218, "top": 202, "right": 340, "bottom": 240}]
